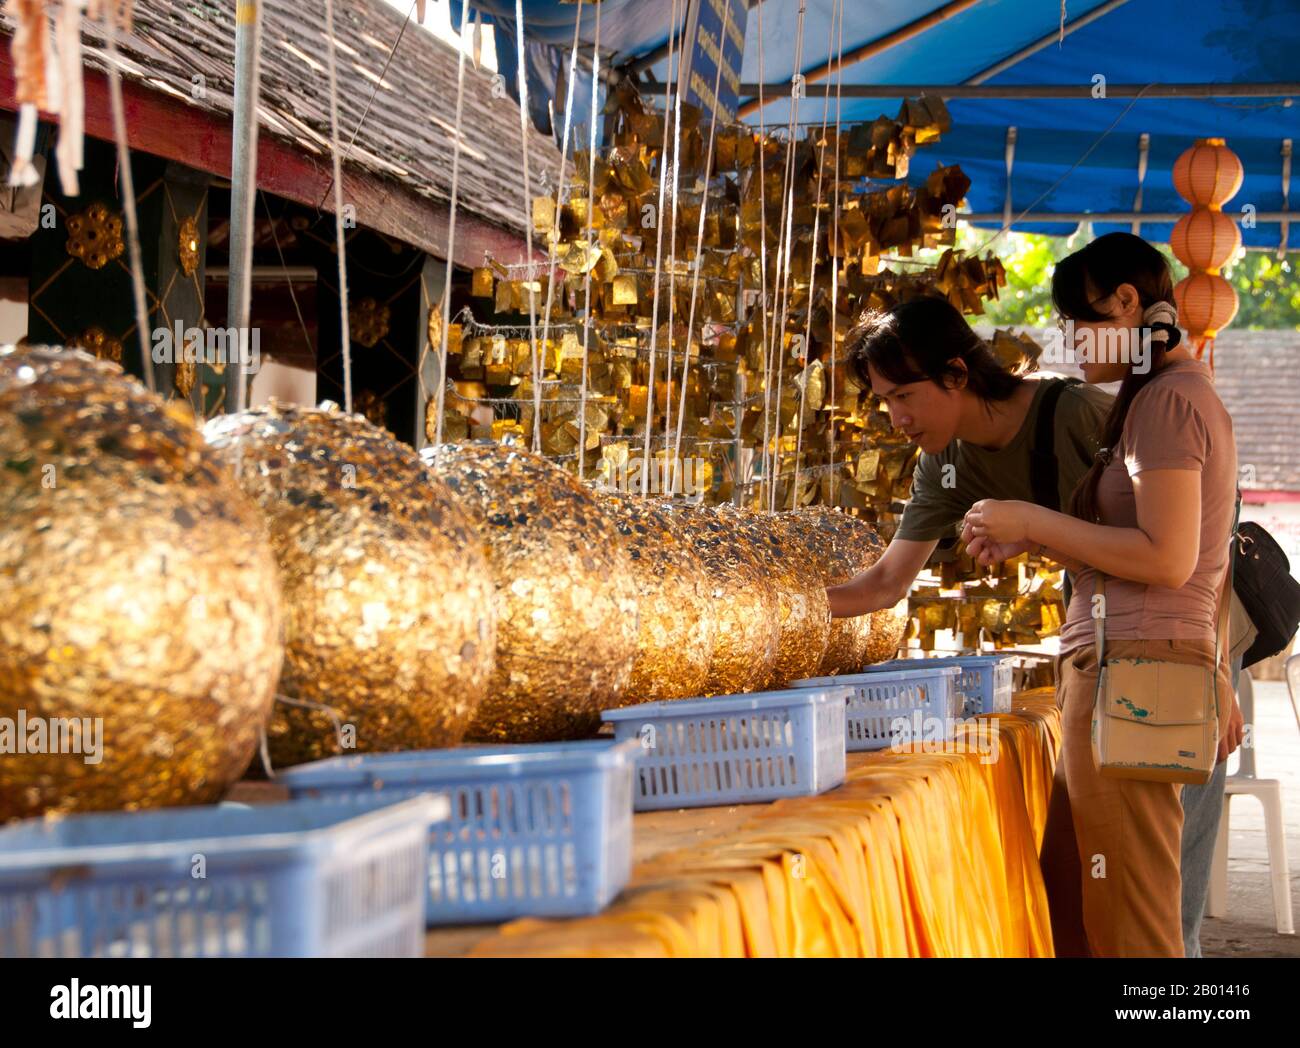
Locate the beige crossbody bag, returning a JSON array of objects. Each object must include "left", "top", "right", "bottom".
[{"left": 1090, "top": 568, "right": 1231, "bottom": 785}]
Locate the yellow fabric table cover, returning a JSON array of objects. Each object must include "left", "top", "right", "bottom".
[{"left": 467, "top": 689, "right": 1062, "bottom": 957}]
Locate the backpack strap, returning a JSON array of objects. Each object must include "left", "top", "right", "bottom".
[{"left": 1029, "top": 377, "right": 1082, "bottom": 511}]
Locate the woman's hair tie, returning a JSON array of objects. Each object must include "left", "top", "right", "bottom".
[{"left": 1142, "top": 300, "right": 1182, "bottom": 348}]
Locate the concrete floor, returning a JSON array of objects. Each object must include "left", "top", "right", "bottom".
[{"left": 1200, "top": 679, "right": 1300, "bottom": 958}]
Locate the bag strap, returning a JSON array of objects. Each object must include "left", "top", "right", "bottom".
[
  {"left": 1093, "top": 525, "right": 1237, "bottom": 717},
  {"left": 1029, "top": 378, "right": 1081, "bottom": 511}
]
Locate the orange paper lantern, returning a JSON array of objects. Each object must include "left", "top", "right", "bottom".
[
  {"left": 1172, "top": 138, "right": 1244, "bottom": 209},
  {"left": 1174, "top": 272, "right": 1238, "bottom": 362},
  {"left": 1169, "top": 208, "right": 1241, "bottom": 273}
]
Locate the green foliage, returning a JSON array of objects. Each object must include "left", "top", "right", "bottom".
[{"left": 942, "top": 227, "right": 1300, "bottom": 331}]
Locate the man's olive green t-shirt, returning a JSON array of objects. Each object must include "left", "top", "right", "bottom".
[{"left": 895, "top": 378, "right": 1113, "bottom": 542}]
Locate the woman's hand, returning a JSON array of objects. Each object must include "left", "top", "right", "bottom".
[
  {"left": 1217, "top": 691, "right": 1245, "bottom": 763},
  {"left": 963, "top": 499, "right": 1033, "bottom": 545}
]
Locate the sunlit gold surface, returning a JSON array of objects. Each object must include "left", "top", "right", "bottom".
[
  {"left": 666, "top": 503, "right": 779, "bottom": 694},
  {"left": 721, "top": 507, "right": 831, "bottom": 688},
  {"left": 205, "top": 403, "right": 495, "bottom": 767},
  {"left": 422, "top": 441, "right": 638, "bottom": 741},
  {"left": 0, "top": 347, "right": 283, "bottom": 820},
  {"left": 598, "top": 491, "right": 715, "bottom": 704}
]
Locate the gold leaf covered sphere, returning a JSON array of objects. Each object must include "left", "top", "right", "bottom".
[
  {"left": 666, "top": 503, "right": 779, "bottom": 694},
  {"left": 741, "top": 509, "right": 833, "bottom": 687},
  {"left": 421, "top": 441, "right": 639, "bottom": 741},
  {"left": 204, "top": 403, "right": 495, "bottom": 767},
  {"left": 0, "top": 347, "right": 283, "bottom": 820},
  {"left": 598, "top": 491, "right": 716, "bottom": 704},
  {"left": 789, "top": 507, "right": 899, "bottom": 673}
]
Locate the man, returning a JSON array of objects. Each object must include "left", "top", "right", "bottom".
[{"left": 826, "top": 297, "right": 1235, "bottom": 957}]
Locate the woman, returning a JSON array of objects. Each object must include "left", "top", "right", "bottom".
[{"left": 963, "top": 232, "right": 1243, "bottom": 957}]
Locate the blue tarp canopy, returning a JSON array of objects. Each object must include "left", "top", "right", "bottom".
[{"left": 461, "top": 0, "right": 1300, "bottom": 250}]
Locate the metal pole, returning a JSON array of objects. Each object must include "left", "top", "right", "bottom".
[
  {"left": 957, "top": 210, "right": 1295, "bottom": 223},
  {"left": 965, "top": 0, "right": 1133, "bottom": 85},
  {"left": 225, "top": 0, "right": 263, "bottom": 415},
  {"left": 722, "top": 82, "right": 1300, "bottom": 100}
]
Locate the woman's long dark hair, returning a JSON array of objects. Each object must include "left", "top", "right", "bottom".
[
  {"left": 846, "top": 295, "right": 1022, "bottom": 403},
  {"left": 1054, "top": 232, "right": 1182, "bottom": 522}
]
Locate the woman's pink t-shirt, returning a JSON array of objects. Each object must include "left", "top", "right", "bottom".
[{"left": 1059, "top": 359, "right": 1237, "bottom": 654}]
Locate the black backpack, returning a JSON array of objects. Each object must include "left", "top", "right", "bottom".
[{"left": 1233, "top": 521, "right": 1300, "bottom": 668}]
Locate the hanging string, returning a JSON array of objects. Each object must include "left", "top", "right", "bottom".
[
  {"left": 669, "top": 11, "right": 730, "bottom": 492},
  {"left": 322, "top": 0, "right": 353, "bottom": 413},
  {"left": 638, "top": 0, "right": 682, "bottom": 495},
  {"left": 536, "top": 0, "right": 585, "bottom": 433},
  {"left": 767, "top": 1, "right": 809, "bottom": 512},
  {"left": 791, "top": 0, "right": 841, "bottom": 510},
  {"left": 429, "top": 0, "right": 474, "bottom": 445},
  {"left": 512, "top": 0, "right": 543, "bottom": 452},
  {"left": 754, "top": 0, "right": 773, "bottom": 510},
  {"left": 102, "top": 1, "right": 155, "bottom": 394},
  {"left": 576, "top": 0, "right": 601, "bottom": 477},
  {"left": 827, "top": 0, "right": 846, "bottom": 505},
  {"left": 659, "top": 12, "right": 688, "bottom": 481}
]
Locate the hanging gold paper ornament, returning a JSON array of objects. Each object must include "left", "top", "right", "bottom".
[
  {"left": 598, "top": 491, "right": 716, "bottom": 704},
  {"left": 204, "top": 403, "right": 495, "bottom": 767},
  {"left": 720, "top": 507, "right": 831, "bottom": 688},
  {"left": 0, "top": 347, "right": 283, "bottom": 820},
  {"left": 422, "top": 441, "right": 639, "bottom": 741},
  {"left": 667, "top": 503, "right": 780, "bottom": 694}
]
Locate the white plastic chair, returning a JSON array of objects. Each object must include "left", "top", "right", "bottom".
[{"left": 1206, "top": 663, "right": 1295, "bottom": 934}]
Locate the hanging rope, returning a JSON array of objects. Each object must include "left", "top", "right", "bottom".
[
  {"left": 658, "top": 4, "right": 688, "bottom": 486},
  {"left": 102, "top": 1, "right": 155, "bottom": 394},
  {"left": 669, "top": 10, "right": 731, "bottom": 493},
  {"left": 754, "top": 0, "right": 773, "bottom": 510},
  {"left": 513, "top": 0, "right": 543, "bottom": 452},
  {"left": 638, "top": 0, "right": 682, "bottom": 495},
  {"left": 322, "top": 0, "right": 353, "bottom": 413},
  {"left": 576, "top": 0, "right": 601, "bottom": 477},
  {"left": 537, "top": 0, "right": 586, "bottom": 465},
  {"left": 827, "top": 0, "right": 846, "bottom": 506},
  {"left": 767, "top": 2, "right": 809, "bottom": 512},
  {"left": 791, "top": 0, "right": 841, "bottom": 511},
  {"left": 429, "top": 0, "right": 475, "bottom": 445}
]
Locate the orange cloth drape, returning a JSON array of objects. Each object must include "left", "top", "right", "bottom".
[{"left": 468, "top": 690, "right": 1062, "bottom": 957}]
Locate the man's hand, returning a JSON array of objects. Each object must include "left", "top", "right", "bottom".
[
  {"left": 1218, "top": 691, "right": 1245, "bottom": 763},
  {"left": 966, "top": 534, "right": 1032, "bottom": 567}
]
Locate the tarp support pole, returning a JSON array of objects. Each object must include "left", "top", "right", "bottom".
[
  {"left": 1279, "top": 138, "right": 1292, "bottom": 261},
  {"left": 1131, "top": 132, "right": 1150, "bottom": 236},
  {"left": 965, "top": 0, "right": 1133, "bottom": 85},
  {"left": 1003, "top": 126, "right": 1016, "bottom": 233},
  {"left": 226, "top": 0, "right": 262, "bottom": 415}
]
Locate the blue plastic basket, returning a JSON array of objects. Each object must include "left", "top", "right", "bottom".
[
  {"left": 792, "top": 665, "right": 962, "bottom": 751},
  {"left": 601, "top": 688, "right": 847, "bottom": 811},
  {"left": 0, "top": 796, "right": 441, "bottom": 958},
  {"left": 279, "top": 740, "right": 639, "bottom": 925},
  {"left": 864, "top": 655, "right": 1016, "bottom": 717}
]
